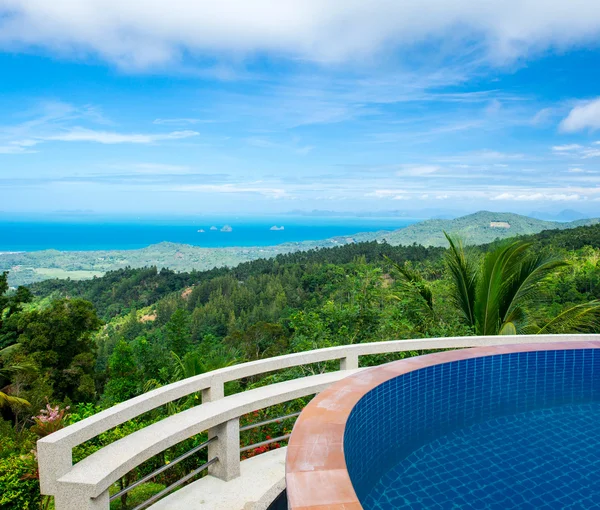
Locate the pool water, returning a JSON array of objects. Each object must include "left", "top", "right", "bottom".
[
  {"left": 344, "top": 349, "right": 600, "bottom": 509},
  {"left": 364, "top": 403, "right": 600, "bottom": 509}
]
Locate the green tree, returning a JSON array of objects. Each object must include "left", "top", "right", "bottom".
[
  {"left": 165, "top": 309, "right": 190, "bottom": 356},
  {"left": 103, "top": 340, "right": 138, "bottom": 404},
  {"left": 444, "top": 233, "right": 600, "bottom": 335},
  {"left": 225, "top": 322, "right": 288, "bottom": 360},
  {"left": 17, "top": 299, "right": 102, "bottom": 402},
  {"left": 0, "top": 272, "right": 32, "bottom": 349}
]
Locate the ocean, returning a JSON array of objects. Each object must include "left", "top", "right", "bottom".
[{"left": 0, "top": 216, "right": 419, "bottom": 252}]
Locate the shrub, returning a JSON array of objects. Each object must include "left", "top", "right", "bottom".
[{"left": 0, "top": 453, "right": 41, "bottom": 510}]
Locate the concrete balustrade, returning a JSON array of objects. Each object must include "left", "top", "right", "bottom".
[{"left": 37, "top": 334, "right": 599, "bottom": 510}]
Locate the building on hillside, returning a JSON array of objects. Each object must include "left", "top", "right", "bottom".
[{"left": 490, "top": 221, "right": 511, "bottom": 228}]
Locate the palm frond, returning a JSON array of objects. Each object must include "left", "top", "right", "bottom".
[
  {"left": 501, "top": 253, "right": 568, "bottom": 326},
  {"left": 384, "top": 256, "right": 434, "bottom": 312},
  {"left": 498, "top": 322, "right": 517, "bottom": 335},
  {"left": 537, "top": 301, "right": 600, "bottom": 335},
  {"left": 444, "top": 232, "right": 478, "bottom": 328},
  {"left": 0, "top": 344, "right": 20, "bottom": 357},
  {"left": 0, "top": 361, "right": 38, "bottom": 377},
  {"left": 143, "top": 379, "right": 162, "bottom": 393},
  {"left": 183, "top": 352, "right": 204, "bottom": 378},
  {"left": 201, "top": 346, "right": 239, "bottom": 373},
  {"left": 0, "top": 391, "right": 30, "bottom": 408},
  {"left": 475, "top": 242, "right": 519, "bottom": 335},
  {"left": 500, "top": 304, "right": 540, "bottom": 335},
  {"left": 170, "top": 352, "right": 186, "bottom": 381}
]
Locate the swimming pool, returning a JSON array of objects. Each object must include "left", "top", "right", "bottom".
[
  {"left": 344, "top": 349, "right": 600, "bottom": 509},
  {"left": 286, "top": 342, "right": 600, "bottom": 509}
]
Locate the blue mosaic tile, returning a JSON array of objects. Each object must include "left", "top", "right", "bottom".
[{"left": 343, "top": 349, "right": 600, "bottom": 508}]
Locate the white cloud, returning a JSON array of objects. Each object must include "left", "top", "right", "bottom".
[
  {"left": 438, "top": 149, "right": 526, "bottom": 164},
  {"left": 246, "top": 136, "right": 314, "bottom": 154},
  {"left": 567, "top": 167, "right": 598, "bottom": 174},
  {"left": 106, "top": 163, "right": 194, "bottom": 174},
  {"left": 530, "top": 107, "right": 554, "bottom": 126},
  {"left": 368, "top": 189, "right": 406, "bottom": 198},
  {"left": 582, "top": 149, "right": 600, "bottom": 158},
  {"left": 43, "top": 128, "right": 199, "bottom": 144},
  {"left": 553, "top": 144, "right": 583, "bottom": 151},
  {"left": 2, "top": 1, "right": 600, "bottom": 69},
  {"left": 396, "top": 165, "right": 441, "bottom": 176},
  {"left": 0, "top": 145, "right": 34, "bottom": 154},
  {"left": 492, "top": 192, "right": 582, "bottom": 201},
  {"left": 560, "top": 97, "right": 600, "bottom": 132},
  {"left": 552, "top": 142, "right": 600, "bottom": 159},
  {"left": 0, "top": 139, "right": 41, "bottom": 154},
  {"left": 170, "top": 183, "right": 287, "bottom": 198},
  {"left": 153, "top": 118, "right": 210, "bottom": 125}
]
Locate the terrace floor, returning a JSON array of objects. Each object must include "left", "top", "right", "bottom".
[{"left": 150, "top": 447, "right": 287, "bottom": 510}]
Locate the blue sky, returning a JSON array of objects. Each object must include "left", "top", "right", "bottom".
[{"left": 1, "top": 1, "right": 600, "bottom": 217}]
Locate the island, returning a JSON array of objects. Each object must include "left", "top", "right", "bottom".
[
  {"left": 220, "top": 225, "right": 233, "bottom": 232},
  {"left": 210, "top": 226, "right": 218, "bottom": 231},
  {"left": 270, "top": 225, "right": 285, "bottom": 231}
]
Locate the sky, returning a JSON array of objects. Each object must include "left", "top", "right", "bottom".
[{"left": 1, "top": 1, "right": 600, "bottom": 217}]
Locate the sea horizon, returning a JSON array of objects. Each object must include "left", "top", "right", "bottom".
[{"left": 0, "top": 215, "right": 421, "bottom": 252}]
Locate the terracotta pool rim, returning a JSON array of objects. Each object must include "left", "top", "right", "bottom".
[{"left": 285, "top": 341, "right": 600, "bottom": 510}]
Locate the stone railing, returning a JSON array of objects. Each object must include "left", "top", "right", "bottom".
[{"left": 37, "top": 334, "right": 597, "bottom": 510}]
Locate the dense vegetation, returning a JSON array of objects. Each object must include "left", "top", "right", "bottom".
[{"left": 1, "top": 224, "right": 599, "bottom": 508}]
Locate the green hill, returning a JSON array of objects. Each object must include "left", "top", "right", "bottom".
[{"left": 345, "top": 211, "right": 599, "bottom": 247}]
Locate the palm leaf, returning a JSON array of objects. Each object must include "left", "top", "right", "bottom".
[
  {"left": 201, "top": 347, "right": 239, "bottom": 373},
  {"left": 170, "top": 352, "right": 186, "bottom": 381},
  {"left": 0, "top": 344, "right": 20, "bottom": 357},
  {"left": 500, "top": 304, "right": 540, "bottom": 335},
  {"left": 0, "top": 391, "right": 30, "bottom": 408},
  {"left": 384, "top": 256, "right": 434, "bottom": 312},
  {"left": 0, "top": 362, "right": 38, "bottom": 377},
  {"left": 475, "top": 242, "right": 517, "bottom": 335},
  {"left": 444, "top": 232, "right": 478, "bottom": 328},
  {"left": 537, "top": 301, "right": 600, "bottom": 335},
  {"left": 498, "top": 322, "right": 517, "bottom": 335},
  {"left": 501, "top": 254, "right": 568, "bottom": 327}
]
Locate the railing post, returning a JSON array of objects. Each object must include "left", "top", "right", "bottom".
[
  {"left": 208, "top": 418, "right": 240, "bottom": 481},
  {"left": 202, "top": 380, "right": 224, "bottom": 402},
  {"left": 340, "top": 353, "right": 359, "bottom": 370},
  {"left": 37, "top": 440, "right": 73, "bottom": 496}
]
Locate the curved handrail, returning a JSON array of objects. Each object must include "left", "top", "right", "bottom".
[
  {"left": 37, "top": 334, "right": 600, "bottom": 508},
  {"left": 57, "top": 369, "right": 362, "bottom": 498},
  {"left": 39, "top": 334, "right": 586, "bottom": 450}
]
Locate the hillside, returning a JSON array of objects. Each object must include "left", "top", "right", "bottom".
[
  {"left": 0, "top": 242, "right": 299, "bottom": 286},
  {"left": 342, "top": 211, "right": 599, "bottom": 247},
  {"left": 2, "top": 211, "right": 598, "bottom": 286}
]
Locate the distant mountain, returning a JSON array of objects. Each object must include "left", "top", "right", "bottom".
[
  {"left": 330, "top": 211, "right": 600, "bottom": 248},
  {"left": 529, "top": 209, "right": 589, "bottom": 222}
]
